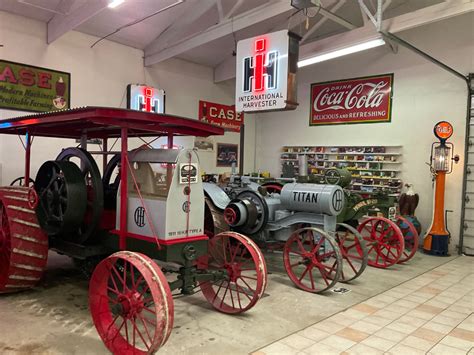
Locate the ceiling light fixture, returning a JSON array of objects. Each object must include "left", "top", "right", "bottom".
[
  {"left": 297, "top": 38, "right": 385, "bottom": 68},
  {"left": 108, "top": 0, "right": 125, "bottom": 9}
]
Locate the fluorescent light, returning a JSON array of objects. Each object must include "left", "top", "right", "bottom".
[
  {"left": 108, "top": 0, "right": 125, "bottom": 8},
  {"left": 297, "top": 38, "right": 385, "bottom": 68}
]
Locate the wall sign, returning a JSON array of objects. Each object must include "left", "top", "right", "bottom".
[
  {"left": 199, "top": 100, "right": 243, "bottom": 132},
  {"left": 0, "top": 60, "right": 70, "bottom": 113},
  {"left": 310, "top": 74, "right": 394, "bottom": 126},
  {"left": 127, "top": 84, "right": 165, "bottom": 113},
  {"left": 235, "top": 30, "right": 300, "bottom": 113},
  {"left": 216, "top": 143, "right": 238, "bottom": 167}
]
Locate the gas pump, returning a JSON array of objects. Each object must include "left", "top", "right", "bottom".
[{"left": 424, "top": 121, "right": 460, "bottom": 255}]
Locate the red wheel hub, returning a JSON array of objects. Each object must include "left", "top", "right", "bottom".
[
  {"left": 224, "top": 207, "right": 237, "bottom": 225},
  {"left": 224, "top": 262, "right": 242, "bottom": 282}
]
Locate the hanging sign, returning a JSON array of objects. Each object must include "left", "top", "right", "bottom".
[
  {"left": 0, "top": 60, "right": 71, "bottom": 113},
  {"left": 127, "top": 84, "right": 165, "bottom": 113},
  {"left": 310, "top": 74, "right": 394, "bottom": 126},
  {"left": 198, "top": 100, "right": 243, "bottom": 132},
  {"left": 235, "top": 30, "right": 300, "bottom": 113}
]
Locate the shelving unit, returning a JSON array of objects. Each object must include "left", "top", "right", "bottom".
[{"left": 281, "top": 145, "right": 402, "bottom": 196}]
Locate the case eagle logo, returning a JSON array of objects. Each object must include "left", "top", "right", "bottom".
[{"left": 242, "top": 38, "right": 278, "bottom": 93}]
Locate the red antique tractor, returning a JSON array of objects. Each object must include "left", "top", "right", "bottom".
[{"left": 0, "top": 107, "right": 267, "bottom": 354}]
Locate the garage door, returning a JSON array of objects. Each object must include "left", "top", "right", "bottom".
[{"left": 459, "top": 74, "right": 474, "bottom": 255}]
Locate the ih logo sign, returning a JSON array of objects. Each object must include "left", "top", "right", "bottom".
[
  {"left": 236, "top": 30, "right": 299, "bottom": 113},
  {"left": 243, "top": 38, "right": 278, "bottom": 93},
  {"left": 127, "top": 84, "right": 165, "bottom": 114}
]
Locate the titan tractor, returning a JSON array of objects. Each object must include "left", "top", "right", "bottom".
[
  {"left": 204, "top": 177, "right": 369, "bottom": 293},
  {"left": 239, "top": 166, "right": 419, "bottom": 269},
  {"left": 0, "top": 107, "right": 267, "bottom": 354}
]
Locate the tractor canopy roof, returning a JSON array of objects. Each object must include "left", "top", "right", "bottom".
[{"left": 0, "top": 106, "right": 224, "bottom": 139}]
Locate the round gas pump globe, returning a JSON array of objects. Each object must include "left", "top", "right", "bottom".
[{"left": 434, "top": 121, "right": 453, "bottom": 141}]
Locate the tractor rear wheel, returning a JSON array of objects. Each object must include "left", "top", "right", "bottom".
[
  {"left": 395, "top": 215, "right": 419, "bottom": 263},
  {"left": 357, "top": 217, "right": 404, "bottom": 268},
  {"left": 335, "top": 223, "right": 368, "bottom": 282},
  {"left": 89, "top": 251, "right": 174, "bottom": 354},
  {"left": 0, "top": 186, "right": 48, "bottom": 293}
]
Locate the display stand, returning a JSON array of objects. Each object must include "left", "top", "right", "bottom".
[{"left": 281, "top": 145, "right": 402, "bottom": 196}]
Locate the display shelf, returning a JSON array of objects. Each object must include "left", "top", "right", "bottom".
[{"left": 281, "top": 145, "right": 402, "bottom": 196}]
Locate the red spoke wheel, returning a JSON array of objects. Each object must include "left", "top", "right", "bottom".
[
  {"left": 0, "top": 187, "right": 48, "bottom": 293},
  {"left": 89, "top": 251, "right": 174, "bottom": 354},
  {"left": 200, "top": 232, "right": 267, "bottom": 314},
  {"left": 335, "top": 223, "right": 368, "bottom": 283},
  {"left": 283, "top": 227, "right": 342, "bottom": 293},
  {"left": 395, "top": 215, "right": 419, "bottom": 264},
  {"left": 357, "top": 217, "right": 405, "bottom": 268}
]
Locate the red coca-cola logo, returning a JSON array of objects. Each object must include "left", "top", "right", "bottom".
[{"left": 310, "top": 74, "right": 393, "bottom": 125}]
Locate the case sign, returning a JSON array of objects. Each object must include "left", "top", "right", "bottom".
[
  {"left": 199, "top": 100, "right": 243, "bottom": 132},
  {"left": 235, "top": 30, "right": 299, "bottom": 113},
  {"left": 127, "top": 84, "right": 165, "bottom": 113},
  {"left": 310, "top": 74, "right": 393, "bottom": 126},
  {"left": 0, "top": 60, "right": 70, "bottom": 113}
]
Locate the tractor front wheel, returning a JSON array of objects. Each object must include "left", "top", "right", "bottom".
[
  {"left": 89, "top": 251, "right": 174, "bottom": 354},
  {"left": 200, "top": 231, "right": 267, "bottom": 314}
]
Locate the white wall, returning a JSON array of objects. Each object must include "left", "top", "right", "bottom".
[
  {"left": 255, "top": 13, "right": 474, "bottom": 251},
  {"left": 0, "top": 11, "right": 255, "bottom": 186}
]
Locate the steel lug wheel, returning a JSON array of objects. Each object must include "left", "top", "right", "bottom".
[
  {"left": 89, "top": 251, "right": 174, "bottom": 354},
  {"left": 199, "top": 231, "right": 267, "bottom": 314},
  {"left": 283, "top": 227, "right": 342, "bottom": 293},
  {"left": 335, "top": 223, "right": 368, "bottom": 282},
  {"left": 357, "top": 217, "right": 405, "bottom": 268},
  {"left": 395, "top": 215, "right": 419, "bottom": 263}
]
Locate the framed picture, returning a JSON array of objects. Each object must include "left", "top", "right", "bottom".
[
  {"left": 216, "top": 143, "right": 238, "bottom": 167},
  {"left": 194, "top": 136, "right": 214, "bottom": 151}
]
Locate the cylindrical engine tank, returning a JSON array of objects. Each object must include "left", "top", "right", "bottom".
[{"left": 280, "top": 183, "right": 344, "bottom": 216}]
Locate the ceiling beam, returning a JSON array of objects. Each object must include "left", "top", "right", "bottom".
[
  {"left": 144, "top": 1, "right": 218, "bottom": 57},
  {"left": 47, "top": 0, "right": 109, "bottom": 44},
  {"left": 214, "top": 0, "right": 473, "bottom": 82},
  {"left": 301, "top": 0, "right": 347, "bottom": 43},
  {"left": 299, "top": 0, "right": 473, "bottom": 59},
  {"left": 318, "top": 7, "right": 356, "bottom": 29},
  {"left": 225, "top": 0, "right": 246, "bottom": 19},
  {"left": 216, "top": 0, "right": 224, "bottom": 21},
  {"left": 144, "top": 0, "right": 293, "bottom": 67}
]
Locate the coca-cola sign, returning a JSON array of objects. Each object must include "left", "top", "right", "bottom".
[{"left": 310, "top": 74, "right": 393, "bottom": 125}]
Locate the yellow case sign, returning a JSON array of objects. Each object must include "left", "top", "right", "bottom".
[{"left": 0, "top": 60, "right": 71, "bottom": 113}]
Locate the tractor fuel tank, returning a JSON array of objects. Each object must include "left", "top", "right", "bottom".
[{"left": 280, "top": 183, "right": 344, "bottom": 216}]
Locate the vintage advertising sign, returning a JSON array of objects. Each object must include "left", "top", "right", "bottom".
[
  {"left": 310, "top": 74, "right": 394, "bottom": 126},
  {"left": 0, "top": 60, "right": 70, "bottom": 113},
  {"left": 199, "top": 100, "right": 243, "bottom": 132},
  {"left": 127, "top": 84, "right": 165, "bottom": 113},
  {"left": 235, "top": 30, "right": 299, "bottom": 113},
  {"left": 434, "top": 121, "right": 453, "bottom": 142}
]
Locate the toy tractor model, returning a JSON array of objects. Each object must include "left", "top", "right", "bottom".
[
  {"left": 204, "top": 178, "right": 369, "bottom": 293},
  {"left": 0, "top": 107, "right": 267, "bottom": 354},
  {"left": 259, "top": 167, "right": 419, "bottom": 268}
]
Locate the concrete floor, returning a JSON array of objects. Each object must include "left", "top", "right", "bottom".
[{"left": 0, "top": 250, "right": 459, "bottom": 354}]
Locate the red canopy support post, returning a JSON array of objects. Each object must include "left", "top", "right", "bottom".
[
  {"left": 119, "top": 128, "right": 128, "bottom": 250},
  {"left": 24, "top": 132, "right": 31, "bottom": 186},
  {"left": 166, "top": 132, "right": 173, "bottom": 189}
]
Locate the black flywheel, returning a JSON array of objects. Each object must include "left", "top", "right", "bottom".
[{"left": 56, "top": 148, "right": 104, "bottom": 243}]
